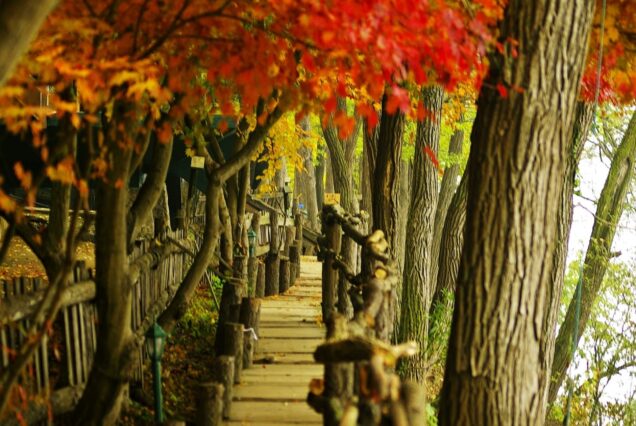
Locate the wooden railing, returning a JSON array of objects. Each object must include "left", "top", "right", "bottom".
[
  {"left": 0, "top": 229, "right": 189, "bottom": 424},
  {"left": 309, "top": 204, "right": 426, "bottom": 425}
]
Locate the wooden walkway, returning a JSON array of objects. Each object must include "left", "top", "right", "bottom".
[{"left": 226, "top": 258, "right": 324, "bottom": 425}]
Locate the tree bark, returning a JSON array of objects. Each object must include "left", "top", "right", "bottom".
[
  {"left": 322, "top": 99, "right": 361, "bottom": 318},
  {"left": 548, "top": 110, "right": 636, "bottom": 404},
  {"left": 315, "top": 149, "right": 326, "bottom": 213},
  {"left": 0, "top": 0, "right": 59, "bottom": 86},
  {"left": 73, "top": 123, "right": 135, "bottom": 425},
  {"left": 397, "top": 85, "right": 443, "bottom": 382},
  {"left": 439, "top": 0, "right": 595, "bottom": 422},
  {"left": 372, "top": 91, "right": 406, "bottom": 339},
  {"left": 429, "top": 127, "right": 464, "bottom": 293},
  {"left": 296, "top": 117, "right": 319, "bottom": 231},
  {"left": 428, "top": 168, "right": 468, "bottom": 352},
  {"left": 540, "top": 101, "right": 594, "bottom": 406}
]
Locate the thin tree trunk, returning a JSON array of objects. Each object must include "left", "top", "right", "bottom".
[
  {"left": 397, "top": 85, "right": 444, "bottom": 382},
  {"left": 372, "top": 92, "right": 406, "bottom": 340},
  {"left": 439, "top": 0, "right": 595, "bottom": 422},
  {"left": 428, "top": 168, "right": 468, "bottom": 355},
  {"left": 429, "top": 127, "right": 464, "bottom": 294},
  {"left": 363, "top": 117, "right": 379, "bottom": 229},
  {"left": 540, "top": 101, "right": 594, "bottom": 405},
  {"left": 297, "top": 117, "right": 319, "bottom": 231},
  {"left": 326, "top": 152, "right": 335, "bottom": 193},
  {"left": 548, "top": 110, "right": 636, "bottom": 404},
  {"left": 315, "top": 149, "right": 326, "bottom": 213}
]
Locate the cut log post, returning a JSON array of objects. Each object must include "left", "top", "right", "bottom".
[
  {"left": 255, "top": 261, "right": 265, "bottom": 298},
  {"left": 220, "top": 322, "right": 243, "bottom": 384},
  {"left": 289, "top": 244, "right": 300, "bottom": 283},
  {"left": 229, "top": 303, "right": 241, "bottom": 323},
  {"left": 214, "top": 282, "right": 242, "bottom": 354},
  {"left": 239, "top": 297, "right": 261, "bottom": 369},
  {"left": 279, "top": 257, "right": 291, "bottom": 294},
  {"left": 321, "top": 206, "right": 341, "bottom": 322},
  {"left": 265, "top": 210, "right": 280, "bottom": 296},
  {"left": 195, "top": 382, "right": 224, "bottom": 426},
  {"left": 211, "top": 356, "right": 235, "bottom": 420},
  {"left": 295, "top": 212, "right": 304, "bottom": 251},
  {"left": 265, "top": 254, "right": 280, "bottom": 296},
  {"left": 233, "top": 255, "right": 247, "bottom": 296},
  {"left": 283, "top": 225, "right": 296, "bottom": 256},
  {"left": 323, "top": 313, "right": 352, "bottom": 426},
  {"left": 400, "top": 381, "right": 426, "bottom": 425},
  {"left": 247, "top": 256, "right": 258, "bottom": 296}
]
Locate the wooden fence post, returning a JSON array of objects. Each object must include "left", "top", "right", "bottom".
[
  {"left": 215, "top": 282, "right": 242, "bottom": 354},
  {"left": 239, "top": 297, "right": 261, "bottom": 369},
  {"left": 220, "top": 322, "right": 244, "bottom": 384},
  {"left": 289, "top": 244, "right": 300, "bottom": 285},
  {"left": 323, "top": 314, "right": 353, "bottom": 426},
  {"left": 265, "top": 210, "right": 280, "bottom": 296},
  {"left": 211, "top": 356, "right": 235, "bottom": 420},
  {"left": 279, "top": 257, "right": 291, "bottom": 293},
  {"left": 195, "top": 382, "right": 224, "bottom": 426},
  {"left": 321, "top": 206, "right": 341, "bottom": 322},
  {"left": 255, "top": 261, "right": 265, "bottom": 298},
  {"left": 247, "top": 257, "right": 258, "bottom": 297}
]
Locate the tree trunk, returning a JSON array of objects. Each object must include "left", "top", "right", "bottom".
[
  {"left": 322, "top": 100, "right": 361, "bottom": 318},
  {"left": 0, "top": 0, "right": 59, "bottom": 86},
  {"left": 397, "top": 85, "right": 443, "bottom": 382},
  {"left": 540, "top": 101, "right": 594, "bottom": 406},
  {"left": 548, "top": 110, "right": 636, "bottom": 404},
  {"left": 73, "top": 128, "right": 134, "bottom": 425},
  {"left": 315, "top": 149, "right": 326, "bottom": 213},
  {"left": 429, "top": 127, "right": 464, "bottom": 293},
  {"left": 296, "top": 117, "right": 319, "bottom": 231},
  {"left": 363, "top": 116, "right": 379, "bottom": 229},
  {"left": 439, "top": 0, "right": 595, "bottom": 422},
  {"left": 427, "top": 168, "right": 468, "bottom": 355},
  {"left": 372, "top": 91, "right": 406, "bottom": 340},
  {"left": 326, "top": 152, "right": 335, "bottom": 193},
  {"left": 159, "top": 176, "right": 222, "bottom": 330}
]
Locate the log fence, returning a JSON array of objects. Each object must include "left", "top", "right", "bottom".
[
  {"left": 0, "top": 228, "right": 189, "bottom": 424},
  {"left": 0, "top": 195, "right": 305, "bottom": 425},
  {"left": 309, "top": 203, "right": 426, "bottom": 425}
]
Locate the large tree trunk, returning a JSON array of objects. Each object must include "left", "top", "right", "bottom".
[
  {"left": 438, "top": 0, "right": 595, "bottom": 422},
  {"left": 397, "top": 85, "right": 443, "bottom": 382},
  {"left": 540, "top": 101, "right": 594, "bottom": 405},
  {"left": 0, "top": 0, "right": 58, "bottom": 86},
  {"left": 429, "top": 127, "right": 464, "bottom": 293},
  {"left": 322, "top": 100, "right": 361, "bottom": 317},
  {"left": 548, "top": 110, "right": 636, "bottom": 404},
  {"left": 372, "top": 92, "right": 406, "bottom": 340}
]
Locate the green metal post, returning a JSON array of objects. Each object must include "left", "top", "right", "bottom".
[{"left": 152, "top": 357, "right": 164, "bottom": 424}]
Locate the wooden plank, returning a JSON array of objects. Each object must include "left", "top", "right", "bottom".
[
  {"left": 255, "top": 339, "right": 321, "bottom": 355},
  {"left": 62, "top": 307, "right": 74, "bottom": 386},
  {"left": 234, "top": 383, "right": 310, "bottom": 401},
  {"left": 0, "top": 281, "right": 96, "bottom": 325},
  {"left": 70, "top": 302, "right": 82, "bottom": 383},
  {"left": 259, "top": 327, "right": 324, "bottom": 339},
  {"left": 227, "top": 401, "right": 321, "bottom": 424}
]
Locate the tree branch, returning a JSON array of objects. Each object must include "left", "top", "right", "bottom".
[
  {"left": 127, "top": 136, "right": 173, "bottom": 245},
  {"left": 217, "top": 103, "right": 284, "bottom": 182}
]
